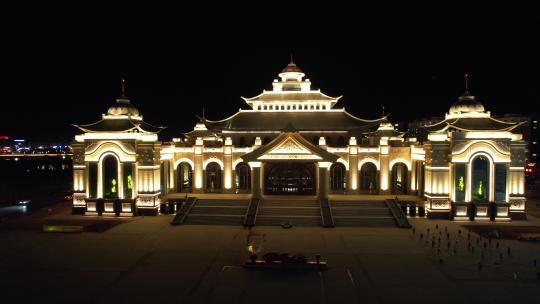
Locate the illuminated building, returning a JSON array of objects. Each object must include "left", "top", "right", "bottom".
[
  {"left": 71, "top": 63, "right": 527, "bottom": 221},
  {"left": 71, "top": 80, "right": 165, "bottom": 215},
  {"left": 423, "top": 74, "right": 526, "bottom": 220}
]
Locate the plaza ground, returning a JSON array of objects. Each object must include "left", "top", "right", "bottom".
[{"left": 1, "top": 199, "right": 540, "bottom": 303}]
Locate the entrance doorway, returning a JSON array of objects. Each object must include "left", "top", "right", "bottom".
[{"left": 264, "top": 162, "right": 316, "bottom": 195}]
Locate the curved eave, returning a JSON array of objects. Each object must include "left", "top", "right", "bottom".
[
  {"left": 343, "top": 111, "right": 387, "bottom": 123},
  {"left": 72, "top": 118, "right": 165, "bottom": 134},
  {"left": 446, "top": 117, "right": 522, "bottom": 132},
  {"left": 447, "top": 122, "right": 523, "bottom": 132},
  {"left": 242, "top": 91, "right": 341, "bottom": 103},
  {"left": 202, "top": 111, "right": 243, "bottom": 124}
]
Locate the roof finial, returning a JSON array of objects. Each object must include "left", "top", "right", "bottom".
[
  {"left": 464, "top": 73, "right": 470, "bottom": 93},
  {"left": 120, "top": 78, "right": 127, "bottom": 98},
  {"left": 202, "top": 107, "right": 205, "bottom": 120},
  {"left": 382, "top": 105, "right": 385, "bottom": 117},
  {"left": 290, "top": 52, "right": 294, "bottom": 65}
]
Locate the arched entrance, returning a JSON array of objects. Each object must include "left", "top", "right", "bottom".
[
  {"left": 472, "top": 155, "right": 490, "bottom": 202},
  {"left": 391, "top": 163, "right": 408, "bottom": 194},
  {"left": 360, "top": 162, "right": 377, "bottom": 193},
  {"left": 205, "top": 162, "right": 222, "bottom": 193},
  {"left": 176, "top": 162, "right": 192, "bottom": 193},
  {"left": 264, "top": 162, "right": 316, "bottom": 195},
  {"left": 330, "top": 163, "right": 346, "bottom": 193},
  {"left": 235, "top": 162, "right": 251, "bottom": 193},
  {"left": 102, "top": 154, "right": 119, "bottom": 199}
]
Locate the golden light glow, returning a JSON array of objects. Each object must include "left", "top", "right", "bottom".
[
  {"left": 358, "top": 158, "right": 380, "bottom": 170},
  {"left": 85, "top": 141, "right": 136, "bottom": 162}
]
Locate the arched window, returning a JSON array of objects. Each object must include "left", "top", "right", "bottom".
[
  {"left": 235, "top": 162, "right": 251, "bottom": 193},
  {"left": 360, "top": 162, "right": 377, "bottom": 193},
  {"left": 102, "top": 154, "right": 119, "bottom": 199},
  {"left": 176, "top": 162, "right": 192, "bottom": 193},
  {"left": 391, "top": 163, "right": 408, "bottom": 194},
  {"left": 205, "top": 162, "right": 222, "bottom": 193},
  {"left": 472, "top": 155, "right": 489, "bottom": 202},
  {"left": 330, "top": 163, "right": 346, "bottom": 192}
]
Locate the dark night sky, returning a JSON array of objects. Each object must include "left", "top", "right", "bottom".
[{"left": 2, "top": 1, "right": 539, "bottom": 141}]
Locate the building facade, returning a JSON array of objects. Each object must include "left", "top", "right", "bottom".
[{"left": 72, "top": 61, "right": 527, "bottom": 220}]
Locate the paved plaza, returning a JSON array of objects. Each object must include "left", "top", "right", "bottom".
[{"left": 1, "top": 202, "right": 540, "bottom": 304}]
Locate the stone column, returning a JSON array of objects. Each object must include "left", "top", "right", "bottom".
[
  {"left": 223, "top": 137, "right": 233, "bottom": 194},
  {"left": 249, "top": 162, "right": 262, "bottom": 198},
  {"left": 410, "top": 159, "right": 417, "bottom": 194},
  {"left": 379, "top": 145, "right": 390, "bottom": 194},
  {"left": 347, "top": 137, "right": 358, "bottom": 194},
  {"left": 193, "top": 138, "right": 204, "bottom": 193},
  {"left": 318, "top": 162, "right": 331, "bottom": 199}
]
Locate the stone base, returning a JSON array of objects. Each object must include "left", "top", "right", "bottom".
[
  {"left": 451, "top": 202, "right": 471, "bottom": 221},
  {"left": 427, "top": 210, "right": 450, "bottom": 219},
  {"left": 510, "top": 211, "right": 527, "bottom": 220},
  {"left": 137, "top": 207, "right": 159, "bottom": 216},
  {"left": 493, "top": 203, "right": 511, "bottom": 222},
  {"left": 471, "top": 202, "right": 491, "bottom": 221},
  {"left": 72, "top": 207, "right": 86, "bottom": 215}
]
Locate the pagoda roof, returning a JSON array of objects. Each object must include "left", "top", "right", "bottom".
[
  {"left": 424, "top": 116, "right": 522, "bottom": 132},
  {"left": 72, "top": 117, "right": 165, "bottom": 133},
  {"left": 241, "top": 132, "right": 339, "bottom": 163},
  {"left": 242, "top": 91, "right": 340, "bottom": 103},
  {"left": 184, "top": 128, "right": 218, "bottom": 138},
  {"left": 203, "top": 110, "right": 383, "bottom": 132}
]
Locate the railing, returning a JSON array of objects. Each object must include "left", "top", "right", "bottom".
[
  {"left": 171, "top": 197, "right": 197, "bottom": 225},
  {"left": 385, "top": 199, "right": 411, "bottom": 228},
  {"left": 243, "top": 197, "right": 260, "bottom": 227},
  {"left": 319, "top": 198, "right": 334, "bottom": 227}
]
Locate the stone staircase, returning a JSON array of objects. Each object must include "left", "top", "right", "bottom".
[
  {"left": 256, "top": 199, "right": 321, "bottom": 226},
  {"left": 183, "top": 199, "right": 249, "bottom": 225},
  {"left": 330, "top": 201, "right": 397, "bottom": 227}
]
